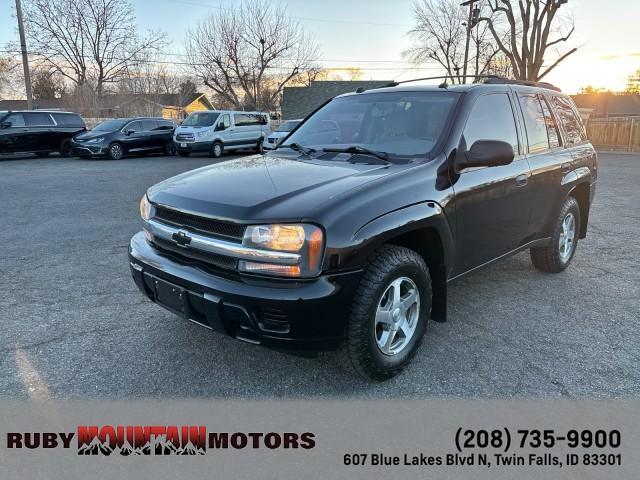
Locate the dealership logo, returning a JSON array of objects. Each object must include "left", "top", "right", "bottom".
[
  {"left": 6, "top": 427, "right": 315, "bottom": 456},
  {"left": 172, "top": 230, "right": 192, "bottom": 248}
]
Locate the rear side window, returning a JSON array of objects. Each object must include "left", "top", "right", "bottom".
[
  {"left": 25, "top": 112, "right": 54, "bottom": 126},
  {"left": 552, "top": 96, "right": 586, "bottom": 145},
  {"left": 52, "top": 113, "right": 85, "bottom": 128},
  {"left": 540, "top": 97, "right": 561, "bottom": 148},
  {"left": 234, "top": 113, "right": 265, "bottom": 127},
  {"left": 141, "top": 120, "right": 158, "bottom": 131},
  {"left": 463, "top": 93, "right": 519, "bottom": 155},
  {"left": 157, "top": 120, "right": 175, "bottom": 130},
  {"left": 518, "top": 93, "right": 549, "bottom": 154},
  {"left": 126, "top": 121, "right": 143, "bottom": 133}
]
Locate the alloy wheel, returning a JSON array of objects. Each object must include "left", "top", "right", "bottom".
[
  {"left": 559, "top": 212, "right": 576, "bottom": 263},
  {"left": 374, "top": 277, "right": 420, "bottom": 356}
]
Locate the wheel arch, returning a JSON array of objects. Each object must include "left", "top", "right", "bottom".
[{"left": 350, "top": 202, "right": 454, "bottom": 322}]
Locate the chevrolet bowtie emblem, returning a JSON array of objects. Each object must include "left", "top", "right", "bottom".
[{"left": 172, "top": 230, "right": 192, "bottom": 248}]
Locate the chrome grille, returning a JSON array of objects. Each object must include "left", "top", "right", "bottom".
[{"left": 154, "top": 206, "right": 246, "bottom": 241}]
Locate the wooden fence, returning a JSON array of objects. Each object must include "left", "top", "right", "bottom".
[{"left": 586, "top": 117, "right": 640, "bottom": 152}]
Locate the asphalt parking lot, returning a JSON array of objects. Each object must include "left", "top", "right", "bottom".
[{"left": 0, "top": 152, "right": 638, "bottom": 399}]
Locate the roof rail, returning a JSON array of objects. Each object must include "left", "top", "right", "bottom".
[
  {"left": 481, "top": 77, "right": 562, "bottom": 92},
  {"left": 383, "top": 75, "right": 501, "bottom": 88},
  {"left": 379, "top": 75, "right": 561, "bottom": 92}
]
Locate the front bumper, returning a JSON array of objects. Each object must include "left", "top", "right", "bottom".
[
  {"left": 70, "top": 140, "right": 107, "bottom": 157},
  {"left": 128, "top": 231, "right": 362, "bottom": 351},
  {"left": 174, "top": 140, "right": 212, "bottom": 153}
]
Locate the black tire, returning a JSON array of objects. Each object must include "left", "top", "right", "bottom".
[
  {"left": 255, "top": 137, "right": 264, "bottom": 154},
  {"left": 107, "top": 142, "right": 124, "bottom": 160},
  {"left": 210, "top": 141, "right": 223, "bottom": 158},
  {"left": 337, "top": 245, "right": 431, "bottom": 381},
  {"left": 35, "top": 151, "right": 50, "bottom": 158},
  {"left": 177, "top": 150, "right": 190, "bottom": 157},
  {"left": 530, "top": 196, "right": 581, "bottom": 273},
  {"left": 59, "top": 139, "right": 72, "bottom": 157},
  {"left": 164, "top": 142, "right": 176, "bottom": 156}
]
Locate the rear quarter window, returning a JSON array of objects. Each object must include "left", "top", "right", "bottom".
[
  {"left": 552, "top": 96, "right": 587, "bottom": 145},
  {"left": 52, "top": 113, "right": 85, "bottom": 128}
]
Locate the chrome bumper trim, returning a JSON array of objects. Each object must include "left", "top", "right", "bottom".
[{"left": 144, "top": 219, "right": 301, "bottom": 266}]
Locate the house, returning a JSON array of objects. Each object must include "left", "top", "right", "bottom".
[
  {"left": 0, "top": 93, "right": 213, "bottom": 120},
  {"left": 281, "top": 80, "right": 392, "bottom": 119}
]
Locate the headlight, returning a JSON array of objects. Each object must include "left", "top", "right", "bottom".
[
  {"left": 139, "top": 194, "right": 152, "bottom": 221},
  {"left": 88, "top": 137, "right": 104, "bottom": 143},
  {"left": 197, "top": 130, "right": 211, "bottom": 138},
  {"left": 239, "top": 224, "right": 324, "bottom": 278}
]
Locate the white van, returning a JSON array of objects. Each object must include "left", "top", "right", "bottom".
[{"left": 173, "top": 110, "right": 271, "bottom": 158}]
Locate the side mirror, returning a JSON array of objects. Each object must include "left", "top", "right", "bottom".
[
  {"left": 461, "top": 140, "right": 514, "bottom": 169},
  {"left": 1, "top": 121, "right": 12, "bottom": 129},
  {"left": 126, "top": 130, "right": 135, "bottom": 136},
  {"left": 215, "top": 124, "right": 226, "bottom": 131}
]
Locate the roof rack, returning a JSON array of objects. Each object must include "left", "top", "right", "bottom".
[
  {"left": 481, "top": 77, "right": 562, "bottom": 92},
  {"left": 378, "top": 75, "right": 561, "bottom": 92}
]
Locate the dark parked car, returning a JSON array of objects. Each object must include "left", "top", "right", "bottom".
[
  {"left": 71, "top": 117, "right": 176, "bottom": 159},
  {"left": 129, "top": 78, "right": 597, "bottom": 380},
  {"left": 0, "top": 110, "right": 85, "bottom": 157}
]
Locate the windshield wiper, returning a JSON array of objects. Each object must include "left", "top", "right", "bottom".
[
  {"left": 277, "top": 142, "right": 316, "bottom": 156},
  {"left": 322, "top": 145, "right": 391, "bottom": 163}
]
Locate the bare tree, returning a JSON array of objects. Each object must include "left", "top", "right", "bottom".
[
  {"left": 405, "top": 0, "right": 502, "bottom": 84},
  {"left": 478, "top": 0, "right": 576, "bottom": 81},
  {"left": 185, "top": 0, "right": 319, "bottom": 111},
  {"left": 22, "top": 0, "right": 165, "bottom": 95}
]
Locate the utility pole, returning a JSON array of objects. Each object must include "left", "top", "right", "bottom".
[
  {"left": 15, "top": 0, "right": 33, "bottom": 109},
  {"left": 461, "top": 0, "right": 480, "bottom": 84}
]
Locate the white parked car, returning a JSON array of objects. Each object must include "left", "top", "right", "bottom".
[
  {"left": 173, "top": 110, "right": 271, "bottom": 158},
  {"left": 263, "top": 119, "right": 302, "bottom": 150}
]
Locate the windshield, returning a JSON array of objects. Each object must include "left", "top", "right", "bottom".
[
  {"left": 282, "top": 91, "right": 459, "bottom": 159},
  {"left": 182, "top": 112, "right": 220, "bottom": 127},
  {"left": 93, "top": 119, "right": 128, "bottom": 132},
  {"left": 276, "top": 120, "right": 301, "bottom": 132}
]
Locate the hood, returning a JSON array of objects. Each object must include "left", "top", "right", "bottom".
[
  {"left": 74, "top": 130, "right": 111, "bottom": 141},
  {"left": 147, "top": 153, "right": 393, "bottom": 222}
]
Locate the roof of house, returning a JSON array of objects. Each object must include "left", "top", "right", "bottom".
[
  {"left": 0, "top": 98, "right": 67, "bottom": 110},
  {"left": 0, "top": 92, "right": 211, "bottom": 112},
  {"left": 572, "top": 93, "right": 640, "bottom": 117}
]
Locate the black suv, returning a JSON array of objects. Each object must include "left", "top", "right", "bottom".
[
  {"left": 129, "top": 78, "right": 597, "bottom": 380},
  {"left": 71, "top": 117, "right": 176, "bottom": 159},
  {"left": 0, "top": 110, "right": 85, "bottom": 157}
]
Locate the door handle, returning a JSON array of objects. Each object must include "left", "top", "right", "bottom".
[
  {"left": 561, "top": 162, "right": 571, "bottom": 173},
  {"left": 515, "top": 174, "right": 528, "bottom": 187}
]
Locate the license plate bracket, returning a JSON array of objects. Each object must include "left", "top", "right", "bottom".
[{"left": 152, "top": 277, "right": 188, "bottom": 317}]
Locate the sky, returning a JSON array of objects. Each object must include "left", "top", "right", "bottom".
[{"left": 1, "top": 0, "right": 639, "bottom": 94}]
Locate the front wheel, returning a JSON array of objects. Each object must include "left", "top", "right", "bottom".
[
  {"left": 530, "top": 196, "right": 580, "bottom": 273},
  {"left": 210, "top": 141, "right": 223, "bottom": 158},
  {"left": 337, "top": 245, "right": 431, "bottom": 381},
  {"left": 107, "top": 142, "right": 124, "bottom": 160},
  {"left": 255, "top": 138, "right": 264, "bottom": 154},
  {"left": 164, "top": 142, "right": 176, "bottom": 156}
]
